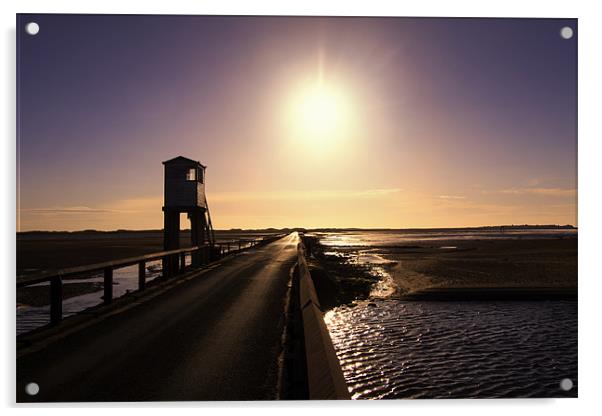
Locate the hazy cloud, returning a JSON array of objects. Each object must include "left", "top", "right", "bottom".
[
  {"left": 479, "top": 187, "right": 576, "bottom": 198},
  {"left": 438, "top": 195, "right": 466, "bottom": 200},
  {"left": 209, "top": 188, "right": 403, "bottom": 202},
  {"left": 21, "top": 206, "right": 123, "bottom": 214}
]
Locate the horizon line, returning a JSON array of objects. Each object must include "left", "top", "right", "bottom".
[{"left": 17, "top": 223, "right": 578, "bottom": 234}]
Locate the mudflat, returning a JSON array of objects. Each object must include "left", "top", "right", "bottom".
[
  {"left": 308, "top": 233, "right": 577, "bottom": 303},
  {"left": 385, "top": 238, "right": 577, "bottom": 296}
]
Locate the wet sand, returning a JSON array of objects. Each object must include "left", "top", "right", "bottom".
[
  {"left": 307, "top": 234, "right": 577, "bottom": 303},
  {"left": 385, "top": 238, "right": 577, "bottom": 298}
]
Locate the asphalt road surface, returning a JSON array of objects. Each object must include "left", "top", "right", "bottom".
[{"left": 17, "top": 232, "right": 299, "bottom": 402}]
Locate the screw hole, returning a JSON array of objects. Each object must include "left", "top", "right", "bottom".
[
  {"left": 25, "top": 22, "right": 40, "bottom": 36},
  {"left": 560, "top": 26, "right": 573, "bottom": 40},
  {"left": 559, "top": 378, "right": 573, "bottom": 391},
  {"left": 25, "top": 382, "right": 39, "bottom": 396}
]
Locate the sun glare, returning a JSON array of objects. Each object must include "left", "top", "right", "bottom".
[{"left": 288, "top": 81, "right": 352, "bottom": 146}]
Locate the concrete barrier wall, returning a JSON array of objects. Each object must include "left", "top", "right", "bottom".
[{"left": 297, "top": 242, "right": 350, "bottom": 400}]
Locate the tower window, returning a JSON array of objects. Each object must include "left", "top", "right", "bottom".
[{"left": 186, "top": 168, "right": 196, "bottom": 181}]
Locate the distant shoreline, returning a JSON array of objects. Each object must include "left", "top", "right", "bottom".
[{"left": 17, "top": 224, "right": 577, "bottom": 235}]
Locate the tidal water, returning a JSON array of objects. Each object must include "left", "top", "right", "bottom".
[
  {"left": 17, "top": 236, "right": 263, "bottom": 335},
  {"left": 317, "top": 228, "right": 577, "bottom": 247},
  {"left": 325, "top": 299, "right": 577, "bottom": 399},
  {"left": 318, "top": 229, "right": 578, "bottom": 399},
  {"left": 17, "top": 260, "right": 164, "bottom": 335}
]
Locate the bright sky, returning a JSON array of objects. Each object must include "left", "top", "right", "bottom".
[{"left": 17, "top": 15, "right": 577, "bottom": 231}]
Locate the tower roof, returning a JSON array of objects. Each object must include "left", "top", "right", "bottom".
[{"left": 162, "top": 156, "right": 206, "bottom": 168}]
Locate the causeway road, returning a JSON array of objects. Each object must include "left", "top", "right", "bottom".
[{"left": 17, "top": 232, "right": 300, "bottom": 402}]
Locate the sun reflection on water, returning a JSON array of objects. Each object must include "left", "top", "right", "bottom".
[{"left": 324, "top": 299, "right": 577, "bottom": 399}]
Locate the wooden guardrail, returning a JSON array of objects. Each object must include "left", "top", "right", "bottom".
[
  {"left": 17, "top": 245, "right": 211, "bottom": 326},
  {"left": 297, "top": 241, "right": 350, "bottom": 400},
  {"left": 17, "top": 233, "right": 287, "bottom": 328},
  {"left": 215, "top": 237, "right": 265, "bottom": 256}
]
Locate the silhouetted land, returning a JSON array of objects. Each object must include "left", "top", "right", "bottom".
[
  {"left": 17, "top": 226, "right": 577, "bottom": 306},
  {"left": 17, "top": 229, "right": 284, "bottom": 276},
  {"left": 17, "top": 225, "right": 575, "bottom": 276},
  {"left": 16, "top": 230, "right": 285, "bottom": 306}
]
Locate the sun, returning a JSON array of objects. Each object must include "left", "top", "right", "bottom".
[
  {"left": 288, "top": 81, "right": 352, "bottom": 145},
  {"left": 295, "top": 84, "right": 345, "bottom": 138}
]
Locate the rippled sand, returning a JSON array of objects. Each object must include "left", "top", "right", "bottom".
[{"left": 325, "top": 299, "right": 577, "bottom": 399}]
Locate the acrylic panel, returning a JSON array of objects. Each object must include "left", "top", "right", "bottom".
[{"left": 16, "top": 14, "right": 577, "bottom": 402}]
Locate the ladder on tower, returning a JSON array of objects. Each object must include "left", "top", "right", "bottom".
[{"left": 204, "top": 195, "right": 216, "bottom": 247}]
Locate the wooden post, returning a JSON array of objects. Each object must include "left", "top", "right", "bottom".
[
  {"left": 174, "top": 253, "right": 180, "bottom": 273},
  {"left": 163, "top": 209, "right": 180, "bottom": 276},
  {"left": 238, "top": 240, "right": 242, "bottom": 251},
  {"left": 162, "top": 257, "right": 169, "bottom": 279},
  {"left": 191, "top": 247, "right": 200, "bottom": 269},
  {"left": 50, "top": 276, "right": 62, "bottom": 324},
  {"left": 103, "top": 267, "right": 113, "bottom": 304},
  {"left": 190, "top": 210, "right": 207, "bottom": 267},
  {"left": 163, "top": 255, "right": 170, "bottom": 279},
  {"left": 180, "top": 252, "right": 186, "bottom": 271},
  {"left": 138, "top": 261, "right": 146, "bottom": 291}
]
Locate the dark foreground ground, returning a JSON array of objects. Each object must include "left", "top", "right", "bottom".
[{"left": 17, "top": 233, "right": 298, "bottom": 402}]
